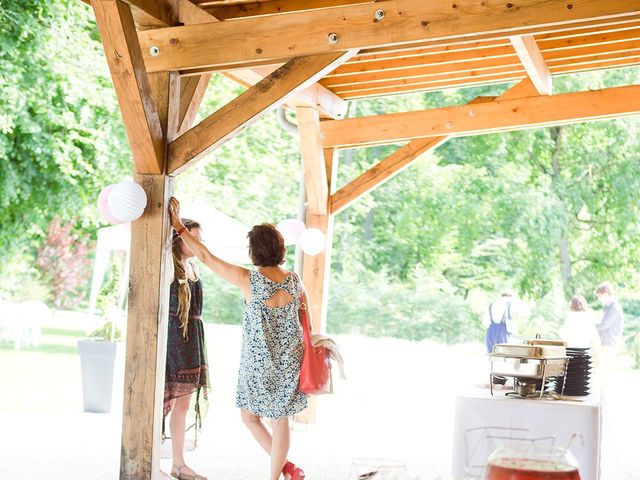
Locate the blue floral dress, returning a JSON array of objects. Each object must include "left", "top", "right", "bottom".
[{"left": 235, "top": 270, "right": 307, "bottom": 418}]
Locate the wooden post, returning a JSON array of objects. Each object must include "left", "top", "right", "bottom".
[
  {"left": 120, "top": 72, "right": 179, "bottom": 479},
  {"left": 121, "top": 173, "right": 174, "bottom": 480},
  {"left": 295, "top": 107, "right": 337, "bottom": 423}
]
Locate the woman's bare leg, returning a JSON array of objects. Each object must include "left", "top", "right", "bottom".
[
  {"left": 170, "top": 394, "right": 201, "bottom": 476},
  {"left": 270, "top": 417, "right": 290, "bottom": 480},
  {"left": 241, "top": 408, "right": 273, "bottom": 454}
]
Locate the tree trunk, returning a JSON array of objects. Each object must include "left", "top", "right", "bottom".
[
  {"left": 363, "top": 207, "right": 376, "bottom": 242},
  {"left": 550, "top": 126, "right": 573, "bottom": 295}
]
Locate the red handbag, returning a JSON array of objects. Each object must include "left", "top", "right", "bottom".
[{"left": 298, "top": 294, "right": 332, "bottom": 395}]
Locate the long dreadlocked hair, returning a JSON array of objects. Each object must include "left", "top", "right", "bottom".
[{"left": 172, "top": 218, "right": 201, "bottom": 340}]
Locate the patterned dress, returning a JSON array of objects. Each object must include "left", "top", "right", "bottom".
[
  {"left": 163, "top": 277, "right": 210, "bottom": 441},
  {"left": 236, "top": 270, "right": 308, "bottom": 418}
]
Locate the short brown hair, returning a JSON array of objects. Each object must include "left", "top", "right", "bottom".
[
  {"left": 570, "top": 295, "right": 587, "bottom": 312},
  {"left": 595, "top": 281, "right": 614, "bottom": 296},
  {"left": 248, "top": 224, "right": 286, "bottom": 267}
]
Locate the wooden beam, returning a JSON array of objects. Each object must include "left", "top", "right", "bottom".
[
  {"left": 137, "top": 0, "right": 640, "bottom": 72},
  {"left": 172, "top": 1, "right": 215, "bottom": 135},
  {"left": 327, "top": 26, "right": 640, "bottom": 80},
  {"left": 93, "top": 0, "right": 165, "bottom": 174},
  {"left": 325, "top": 44, "right": 517, "bottom": 78},
  {"left": 168, "top": 51, "right": 356, "bottom": 175},
  {"left": 510, "top": 35, "right": 552, "bottom": 95},
  {"left": 336, "top": 22, "right": 640, "bottom": 70},
  {"left": 295, "top": 144, "right": 337, "bottom": 424},
  {"left": 177, "top": 74, "right": 211, "bottom": 135},
  {"left": 120, "top": 64, "right": 179, "bottom": 480},
  {"left": 298, "top": 108, "right": 329, "bottom": 215},
  {"left": 323, "top": 33, "right": 640, "bottom": 92},
  {"left": 331, "top": 137, "right": 446, "bottom": 215},
  {"left": 301, "top": 155, "right": 336, "bottom": 334},
  {"left": 331, "top": 64, "right": 526, "bottom": 96},
  {"left": 320, "top": 83, "right": 640, "bottom": 148},
  {"left": 354, "top": 15, "right": 640, "bottom": 57},
  {"left": 149, "top": 71, "right": 181, "bottom": 142},
  {"left": 329, "top": 94, "right": 514, "bottom": 214},
  {"left": 223, "top": 66, "right": 349, "bottom": 120},
  {"left": 122, "top": 0, "right": 174, "bottom": 27},
  {"left": 334, "top": 45, "right": 640, "bottom": 99},
  {"left": 120, "top": 173, "right": 174, "bottom": 480},
  {"left": 321, "top": 54, "right": 524, "bottom": 89},
  {"left": 200, "top": 0, "right": 370, "bottom": 20},
  {"left": 339, "top": 73, "right": 527, "bottom": 100}
]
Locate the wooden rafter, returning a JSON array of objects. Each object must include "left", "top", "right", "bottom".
[
  {"left": 321, "top": 83, "right": 640, "bottom": 149},
  {"left": 336, "top": 21, "right": 640, "bottom": 70},
  {"left": 510, "top": 35, "right": 552, "bottom": 94},
  {"left": 320, "top": 33, "right": 640, "bottom": 96},
  {"left": 325, "top": 26, "right": 640, "bottom": 81},
  {"left": 328, "top": 83, "right": 539, "bottom": 214},
  {"left": 177, "top": 74, "right": 211, "bottom": 135},
  {"left": 199, "top": 0, "right": 371, "bottom": 20},
  {"left": 167, "top": 50, "right": 356, "bottom": 175},
  {"left": 93, "top": 0, "right": 165, "bottom": 174},
  {"left": 176, "top": 0, "right": 347, "bottom": 121},
  {"left": 223, "top": 67, "right": 349, "bottom": 119},
  {"left": 331, "top": 137, "right": 447, "bottom": 215},
  {"left": 137, "top": 0, "right": 640, "bottom": 72}
]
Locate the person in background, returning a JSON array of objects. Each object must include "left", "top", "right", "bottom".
[
  {"left": 164, "top": 218, "right": 210, "bottom": 480},
  {"left": 483, "top": 290, "right": 518, "bottom": 385},
  {"left": 595, "top": 281, "right": 624, "bottom": 389},
  {"left": 560, "top": 294, "right": 600, "bottom": 349},
  {"left": 483, "top": 290, "right": 517, "bottom": 353}
]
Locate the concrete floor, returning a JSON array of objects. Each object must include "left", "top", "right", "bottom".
[{"left": 1, "top": 324, "right": 639, "bottom": 479}]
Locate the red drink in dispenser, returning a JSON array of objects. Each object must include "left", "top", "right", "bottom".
[{"left": 485, "top": 458, "right": 581, "bottom": 480}]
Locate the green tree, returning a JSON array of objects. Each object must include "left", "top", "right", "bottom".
[{"left": 0, "top": 0, "right": 131, "bottom": 278}]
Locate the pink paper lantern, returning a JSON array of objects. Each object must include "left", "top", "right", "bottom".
[
  {"left": 277, "top": 218, "right": 307, "bottom": 246},
  {"left": 98, "top": 185, "right": 124, "bottom": 225}
]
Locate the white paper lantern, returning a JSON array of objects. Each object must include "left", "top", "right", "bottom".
[
  {"left": 276, "top": 218, "right": 307, "bottom": 246},
  {"left": 299, "top": 228, "right": 325, "bottom": 255},
  {"left": 107, "top": 181, "right": 147, "bottom": 222}
]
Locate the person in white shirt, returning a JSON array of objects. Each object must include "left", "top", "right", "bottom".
[{"left": 560, "top": 294, "right": 600, "bottom": 349}]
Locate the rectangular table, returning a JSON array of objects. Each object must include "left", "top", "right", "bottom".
[{"left": 451, "top": 388, "right": 612, "bottom": 480}]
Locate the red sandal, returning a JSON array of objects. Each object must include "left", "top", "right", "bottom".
[{"left": 283, "top": 461, "right": 306, "bottom": 480}]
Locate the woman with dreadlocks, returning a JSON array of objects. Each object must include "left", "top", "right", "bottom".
[{"left": 164, "top": 218, "right": 210, "bottom": 480}]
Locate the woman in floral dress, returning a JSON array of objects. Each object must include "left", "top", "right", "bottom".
[{"left": 169, "top": 197, "right": 308, "bottom": 480}]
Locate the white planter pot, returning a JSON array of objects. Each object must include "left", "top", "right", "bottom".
[{"left": 77, "top": 339, "right": 124, "bottom": 413}]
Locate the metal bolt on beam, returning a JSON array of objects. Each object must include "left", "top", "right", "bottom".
[
  {"left": 149, "top": 46, "right": 160, "bottom": 57},
  {"left": 375, "top": 9, "right": 385, "bottom": 20},
  {"left": 328, "top": 33, "right": 339, "bottom": 44}
]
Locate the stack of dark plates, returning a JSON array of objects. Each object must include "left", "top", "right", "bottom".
[{"left": 553, "top": 347, "right": 592, "bottom": 396}]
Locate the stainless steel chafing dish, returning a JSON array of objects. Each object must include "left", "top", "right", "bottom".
[{"left": 489, "top": 338, "right": 569, "bottom": 398}]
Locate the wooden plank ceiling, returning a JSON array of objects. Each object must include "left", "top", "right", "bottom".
[{"left": 99, "top": 1, "right": 640, "bottom": 103}]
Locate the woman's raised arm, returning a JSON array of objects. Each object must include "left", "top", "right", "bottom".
[{"left": 169, "top": 197, "right": 250, "bottom": 296}]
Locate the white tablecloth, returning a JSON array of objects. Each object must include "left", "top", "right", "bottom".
[{"left": 451, "top": 388, "right": 613, "bottom": 480}]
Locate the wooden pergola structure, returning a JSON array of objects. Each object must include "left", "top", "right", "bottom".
[{"left": 80, "top": 0, "right": 640, "bottom": 477}]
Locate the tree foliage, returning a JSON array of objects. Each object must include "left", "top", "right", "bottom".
[
  {"left": 0, "top": 0, "right": 131, "bottom": 276},
  {"left": 2, "top": 1, "right": 640, "bottom": 362}
]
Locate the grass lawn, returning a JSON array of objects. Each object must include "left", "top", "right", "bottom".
[{"left": 0, "top": 327, "right": 84, "bottom": 412}]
